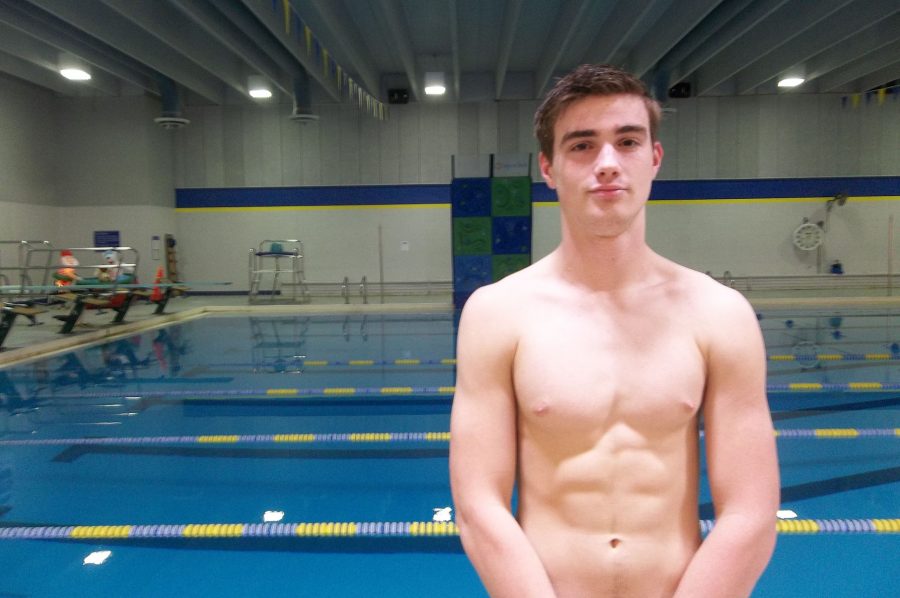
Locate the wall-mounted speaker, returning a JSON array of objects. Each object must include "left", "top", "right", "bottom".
[
  {"left": 668, "top": 82, "right": 691, "bottom": 98},
  {"left": 388, "top": 88, "right": 409, "bottom": 104}
]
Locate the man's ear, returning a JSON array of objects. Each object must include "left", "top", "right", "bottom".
[
  {"left": 652, "top": 141, "right": 664, "bottom": 172},
  {"left": 539, "top": 152, "right": 555, "bottom": 189}
]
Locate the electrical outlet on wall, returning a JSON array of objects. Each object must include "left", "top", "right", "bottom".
[{"left": 400, "top": 241, "right": 409, "bottom": 252}]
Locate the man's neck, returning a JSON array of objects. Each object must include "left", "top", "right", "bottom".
[{"left": 553, "top": 227, "right": 658, "bottom": 293}]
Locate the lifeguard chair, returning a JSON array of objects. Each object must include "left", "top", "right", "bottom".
[{"left": 248, "top": 239, "right": 308, "bottom": 303}]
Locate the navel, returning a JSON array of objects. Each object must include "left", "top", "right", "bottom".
[{"left": 609, "top": 538, "right": 621, "bottom": 549}]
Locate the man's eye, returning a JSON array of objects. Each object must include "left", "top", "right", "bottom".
[
  {"left": 620, "top": 138, "right": 640, "bottom": 148},
  {"left": 570, "top": 142, "right": 590, "bottom": 151}
]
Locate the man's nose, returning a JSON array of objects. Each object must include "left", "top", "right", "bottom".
[{"left": 593, "top": 144, "right": 620, "bottom": 179}]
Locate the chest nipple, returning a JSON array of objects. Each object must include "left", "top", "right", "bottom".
[{"left": 532, "top": 401, "right": 550, "bottom": 416}]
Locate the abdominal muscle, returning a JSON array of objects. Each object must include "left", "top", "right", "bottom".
[{"left": 516, "top": 426, "right": 702, "bottom": 598}]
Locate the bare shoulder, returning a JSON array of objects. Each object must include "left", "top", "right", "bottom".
[
  {"left": 462, "top": 257, "right": 553, "bottom": 316},
  {"left": 457, "top": 258, "right": 557, "bottom": 362},
  {"left": 665, "top": 264, "right": 761, "bottom": 353}
]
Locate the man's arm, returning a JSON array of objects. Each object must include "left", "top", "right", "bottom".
[
  {"left": 674, "top": 291, "right": 780, "bottom": 598},
  {"left": 449, "top": 287, "right": 556, "bottom": 597}
]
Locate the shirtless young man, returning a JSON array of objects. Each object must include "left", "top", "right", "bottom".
[{"left": 449, "top": 64, "right": 780, "bottom": 597}]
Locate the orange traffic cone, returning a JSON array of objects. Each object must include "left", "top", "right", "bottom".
[{"left": 151, "top": 266, "right": 165, "bottom": 302}]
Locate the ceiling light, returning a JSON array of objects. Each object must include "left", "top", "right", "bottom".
[
  {"left": 58, "top": 53, "right": 91, "bottom": 81},
  {"left": 424, "top": 71, "right": 446, "bottom": 96},
  {"left": 60, "top": 68, "right": 91, "bottom": 81},
  {"left": 778, "top": 77, "right": 805, "bottom": 88},
  {"left": 248, "top": 75, "right": 272, "bottom": 99}
]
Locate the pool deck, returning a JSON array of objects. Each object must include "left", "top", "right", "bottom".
[
  {"left": 2, "top": 293, "right": 899, "bottom": 368},
  {"left": 0, "top": 294, "right": 454, "bottom": 367}
]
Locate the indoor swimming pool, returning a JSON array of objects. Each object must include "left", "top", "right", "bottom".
[{"left": 0, "top": 309, "right": 897, "bottom": 596}]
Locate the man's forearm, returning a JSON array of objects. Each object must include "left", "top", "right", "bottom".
[
  {"left": 458, "top": 505, "right": 556, "bottom": 598},
  {"left": 673, "top": 513, "right": 776, "bottom": 598}
]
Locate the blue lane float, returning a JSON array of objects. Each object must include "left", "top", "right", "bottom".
[
  {"left": 0, "top": 429, "right": 895, "bottom": 448},
  {"left": 23, "top": 381, "right": 900, "bottom": 402},
  {"left": 1, "top": 519, "right": 898, "bottom": 541}
]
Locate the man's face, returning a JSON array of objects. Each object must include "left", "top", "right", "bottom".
[{"left": 539, "top": 94, "right": 663, "bottom": 239}]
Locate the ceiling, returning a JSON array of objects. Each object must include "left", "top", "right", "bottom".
[{"left": 0, "top": 0, "right": 897, "bottom": 116}]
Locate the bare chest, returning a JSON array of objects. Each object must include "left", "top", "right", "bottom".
[{"left": 513, "top": 307, "right": 706, "bottom": 440}]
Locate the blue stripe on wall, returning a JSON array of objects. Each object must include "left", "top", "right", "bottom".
[
  {"left": 649, "top": 176, "right": 900, "bottom": 200},
  {"left": 176, "top": 184, "right": 450, "bottom": 208},
  {"left": 535, "top": 176, "right": 900, "bottom": 203},
  {"left": 176, "top": 177, "right": 899, "bottom": 209}
]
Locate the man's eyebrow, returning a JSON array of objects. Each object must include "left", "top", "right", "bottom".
[
  {"left": 616, "top": 124, "right": 648, "bottom": 136},
  {"left": 558, "top": 125, "right": 649, "bottom": 145},
  {"left": 559, "top": 129, "right": 595, "bottom": 145}
]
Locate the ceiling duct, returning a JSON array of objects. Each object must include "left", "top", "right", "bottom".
[
  {"left": 289, "top": 70, "right": 318, "bottom": 124},
  {"left": 153, "top": 76, "right": 189, "bottom": 129}
]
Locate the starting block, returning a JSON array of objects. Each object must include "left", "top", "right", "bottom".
[
  {"left": 0, "top": 303, "right": 47, "bottom": 351},
  {"left": 53, "top": 289, "right": 138, "bottom": 333}
]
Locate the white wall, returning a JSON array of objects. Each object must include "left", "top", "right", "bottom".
[
  {"left": 177, "top": 207, "right": 450, "bottom": 289},
  {"left": 0, "top": 76, "right": 177, "bottom": 284},
  {"left": 55, "top": 95, "right": 176, "bottom": 208},
  {"left": 645, "top": 200, "right": 897, "bottom": 277},
  {"left": 2, "top": 67, "right": 898, "bottom": 289},
  {"left": 173, "top": 93, "right": 898, "bottom": 284},
  {"left": 657, "top": 95, "right": 900, "bottom": 179},
  {"left": 0, "top": 76, "right": 58, "bottom": 246},
  {"left": 175, "top": 93, "right": 900, "bottom": 187}
]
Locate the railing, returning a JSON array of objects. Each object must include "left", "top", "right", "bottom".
[
  {"left": 0, "top": 240, "right": 53, "bottom": 290},
  {"left": 1, "top": 245, "right": 139, "bottom": 300},
  {"left": 341, "top": 276, "right": 350, "bottom": 304},
  {"left": 716, "top": 273, "right": 899, "bottom": 297}
]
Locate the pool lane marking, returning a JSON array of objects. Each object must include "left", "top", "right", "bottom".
[
  {"left": 0, "top": 429, "right": 892, "bottom": 447},
  {"left": 2, "top": 519, "right": 898, "bottom": 540},
  {"left": 294, "top": 358, "right": 457, "bottom": 367},
  {"left": 36, "top": 382, "right": 900, "bottom": 401},
  {"left": 768, "top": 353, "right": 898, "bottom": 362},
  {"left": 0, "top": 432, "right": 454, "bottom": 446},
  {"left": 246, "top": 354, "right": 900, "bottom": 366}
]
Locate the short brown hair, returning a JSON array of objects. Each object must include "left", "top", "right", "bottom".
[{"left": 534, "top": 64, "right": 662, "bottom": 160}]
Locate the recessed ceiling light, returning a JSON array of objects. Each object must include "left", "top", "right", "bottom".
[
  {"left": 247, "top": 75, "right": 272, "bottom": 99},
  {"left": 60, "top": 68, "right": 91, "bottom": 81},
  {"left": 778, "top": 77, "right": 804, "bottom": 88},
  {"left": 424, "top": 71, "right": 446, "bottom": 96}
]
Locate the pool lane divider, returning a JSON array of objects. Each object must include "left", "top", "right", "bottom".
[
  {"left": 0, "top": 429, "right": 895, "bottom": 448},
  {"left": 300, "top": 358, "right": 457, "bottom": 367},
  {"left": 0, "top": 432, "right": 452, "bottom": 447},
  {"left": 769, "top": 382, "right": 899, "bottom": 392},
  {"left": 209, "top": 353, "right": 899, "bottom": 368},
  {"left": 213, "top": 354, "right": 900, "bottom": 367},
  {"left": 768, "top": 353, "right": 898, "bottom": 362},
  {"left": 2, "top": 519, "right": 898, "bottom": 541},
  {"left": 32, "top": 382, "right": 900, "bottom": 401}
]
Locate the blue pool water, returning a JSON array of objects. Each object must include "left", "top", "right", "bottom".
[{"left": 1, "top": 309, "right": 898, "bottom": 597}]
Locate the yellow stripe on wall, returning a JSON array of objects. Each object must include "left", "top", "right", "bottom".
[
  {"left": 535, "top": 196, "right": 899, "bottom": 209},
  {"left": 176, "top": 204, "right": 451, "bottom": 213}
]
